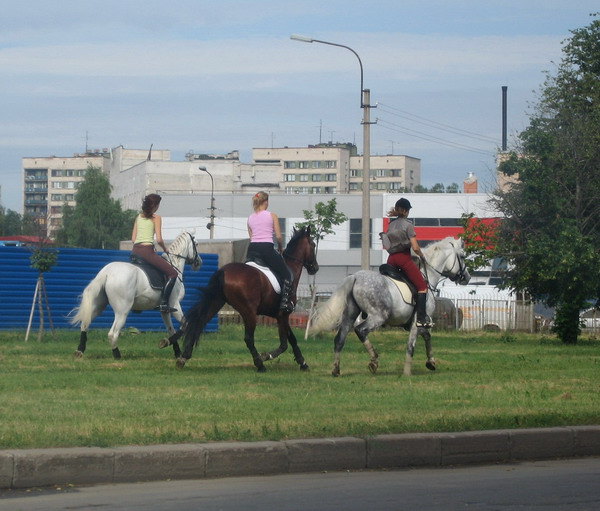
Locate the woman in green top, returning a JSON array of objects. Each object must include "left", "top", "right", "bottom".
[{"left": 131, "top": 194, "right": 178, "bottom": 313}]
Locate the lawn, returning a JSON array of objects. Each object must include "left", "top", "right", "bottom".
[{"left": 0, "top": 326, "right": 599, "bottom": 449}]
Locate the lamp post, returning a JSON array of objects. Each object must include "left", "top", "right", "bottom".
[
  {"left": 199, "top": 166, "right": 215, "bottom": 239},
  {"left": 291, "top": 34, "right": 372, "bottom": 270}
]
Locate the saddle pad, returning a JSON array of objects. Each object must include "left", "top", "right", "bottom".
[
  {"left": 245, "top": 262, "right": 281, "bottom": 294},
  {"left": 128, "top": 261, "right": 165, "bottom": 290},
  {"left": 384, "top": 276, "right": 415, "bottom": 305}
]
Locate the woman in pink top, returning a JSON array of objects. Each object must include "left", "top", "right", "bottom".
[{"left": 247, "top": 191, "right": 293, "bottom": 314}]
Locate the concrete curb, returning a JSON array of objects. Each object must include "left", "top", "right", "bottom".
[{"left": 1, "top": 426, "right": 599, "bottom": 489}]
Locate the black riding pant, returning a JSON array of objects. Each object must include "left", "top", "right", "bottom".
[{"left": 247, "top": 242, "right": 291, "bottom": 284}]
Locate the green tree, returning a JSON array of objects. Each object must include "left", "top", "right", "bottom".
[
  {"left": 295, "top": 198, "right": 348, "bottom": 254},
  {"left": 493, "top": 14, "right": 600, "bottom": 344},
  {"left": 430, "top": 182, "right": 445, "bottom": 193},
  {"left": 446, "top": 182, "right": 460, "bottom": 193},
  {"left": 56, "top": 165, "right": 137, "bottom": 249},
  {"left": 295, "top": 199, "right": 347, "bottom": 336},
  {"left": 0, "top": 207, "right": 37, "bottom": 236}
]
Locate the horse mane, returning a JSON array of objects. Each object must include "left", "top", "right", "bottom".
[
  {"left": 423, "top": 236, "right": 462, "bottom": 255},
  {"left": 283, "top": 227, "right": 309, "bottom": 256},
  {"left": 168, "top": 231, "right": 190, "bottom": 254}
]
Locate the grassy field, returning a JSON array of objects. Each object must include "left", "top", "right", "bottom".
[{"left": 1, "top": 325, "right": 599, "bottom": 449}]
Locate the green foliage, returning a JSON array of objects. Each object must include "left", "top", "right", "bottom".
[
  {"left": 56, "top": 165, "right": 137, "bottom": 249},
  {"left": 493, "top": 14, "right": 600, "bottom": 344},
  {"left": 0, "top": 206, "right": 37, "bottom": 236},
  {"left": 295, "top": 198, "right": 348, "bottom": 250},
  {"left": 29, "top": 248, "right": 58, "bottom": 273}
]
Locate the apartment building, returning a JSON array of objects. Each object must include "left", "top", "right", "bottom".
[
  {"left": 22, "top": 143, "right": 421, "bottom": 237},
  {"left": 22, "top": 151, "right": 107, "bottom": 238}
]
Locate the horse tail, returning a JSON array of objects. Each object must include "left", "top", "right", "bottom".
[
  {"left": 70, "top": 269, "right": 109, "bottom": 329},
  {"left": 309, "top": 274, "right": 356, "bottom": 334},
  {"left": 184, "top": 268, "right": 225, "bottom": 346}
]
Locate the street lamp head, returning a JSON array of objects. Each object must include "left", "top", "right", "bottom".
[
  {"left": 290, "top": 34, "right": 314, "bottom": 43},
  {"left": 198, "top": 166, "right": 207, "bottom": 171}
]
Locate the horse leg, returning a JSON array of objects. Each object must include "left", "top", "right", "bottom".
[
  {"left": 421, "top": 327, "right": 436, "bottom": 371},
  {"left": 242, "top": 318, "right": 266, "bottom": 372},
  {"left": 261, "top": 319, "right": 289, "bottom": 362},
  {"left": 159, "top": 310, "right": 184, "bottom": 358},
  {"left": 354, "top": 314, "right": 387, "bottom": 375},
  {"left": 287, "top": 326, "right": 309, "bottom": 371},
  {"left": 108, "top": 312, "right": 128, "bottom": 360},
  {"left": 354, "top": 329, "right": 379, "bottom": 375},
  {"left": 73, "top": 330, "right": 89, "bottom": 358},
  {"left": 332, "top": 301, "right": 362, "bottom": 377},
  {"left": 403, "top": 325, "right": 419, "bottom": 376}
]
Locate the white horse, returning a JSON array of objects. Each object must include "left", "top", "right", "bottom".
[
  {"left": 309, "top": 237, "right": 470, "bottom": 376},
  {"left": 71, "top": 231, "right": 201, "bottom": 359}
]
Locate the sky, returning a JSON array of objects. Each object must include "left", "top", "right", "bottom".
[{"left": 1, "top": 0, "right": 598, "bottom": 212}]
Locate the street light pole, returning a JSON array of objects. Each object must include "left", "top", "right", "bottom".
[
  {"left": 290, "top": 34, "right": 372, "bottom": 270},
  {"left": 199, "top": 166, "right": 215, "bottom": 239}
]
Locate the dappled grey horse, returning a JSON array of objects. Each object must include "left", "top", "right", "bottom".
[{"left": 309, "top": 237, "right": 470, "bottom": 376}]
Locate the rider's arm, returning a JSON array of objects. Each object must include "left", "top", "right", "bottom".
[
  {"left": 410, "top": 236, "right": 425, "bottom": 259},
  {"left": 153, "top": 214, "right": 168, "bottom": 253},
  {"left": 131, "top": 217, "right": 138, "bottom": 243},
  {"left": 271, "top": 212, "right": 284, "bottom": 253}
]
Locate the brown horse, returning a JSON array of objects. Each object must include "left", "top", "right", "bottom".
[{"left": 175, "top": 226, "right": 319, "bottom": 372}]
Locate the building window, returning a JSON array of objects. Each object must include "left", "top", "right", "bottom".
[
  {"left": 440, "top": 218, "right": 462, "bottom": 226},
  {"left": 325, "top": 160, "right": 336, "bottom": 168},
  {"left": 311, "top": 174, "right": 322, "bottom": 181},
  {"left": 349, "top": 218, "right": 372, "bottom": 249},
  {"left": 414, "top": 218, "right": 439, "bottom": 226},
  {"left": 299, "top": 174, "right": 309, "bottom": 182},
  {"left": 325, "top": 173, "right": 336, "bottom": 181},
  {"left": 284, "top": 161, "right": 297, "bottom": 169},
  {"left": 375, "top": 169, "right": 386, "bottom": 177},
  {"left": 350, "top": 169, "right": 361, "bottom": 177},
  {"left": 283, "top": 174, "right": 296, "bottom": 182}
]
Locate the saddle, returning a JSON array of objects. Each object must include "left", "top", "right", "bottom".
[
  {"left": 244, "top": 254, "right": 282, "bottom": 294},
  {"left": 129, "top": 254, "right": 167, "bottom": 290},
  {"left": 378, "top": 264, "right": 417, "bottom": 305}
]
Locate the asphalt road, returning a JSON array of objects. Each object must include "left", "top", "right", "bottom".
[{"left": 1, "top": 457, "right": 599, "bottom": 511}]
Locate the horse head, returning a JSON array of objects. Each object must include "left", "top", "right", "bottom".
[
  {"left": 169, "top": 232, "right": 202, "bottom": 270},
  {"left": 285, "top": 226, "right": 319, "bottom": 275},
  {"left": 443, "top": 237, "right": 470, "bottom": 285}
]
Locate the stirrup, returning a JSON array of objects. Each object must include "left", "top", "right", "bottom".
[{"left": 156, "top": 304, "right": 177, "bottom": 313}]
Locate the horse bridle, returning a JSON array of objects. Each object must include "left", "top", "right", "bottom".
[
  {"left": 423, "top": 247, "right": 468, "bottom": 284},
  {"left": 166, "top": 233, "right": 200, "bottom": 268}
]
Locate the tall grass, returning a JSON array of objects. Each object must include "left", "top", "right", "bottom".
[{"left": 0, "top": 326, "right": 598, "bottom": 449}]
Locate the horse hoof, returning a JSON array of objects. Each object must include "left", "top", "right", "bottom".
[
  {"left": 176, "top": 357, "right": 187, "bottom": 369},
  {"left": 112, "top": 348, "right": 121, "bottom": 360},
  {"left": 426, "top": 360, "right": 436, "bottom": 371},
  {"left": 257, "top": 366, "right": 267, "bottom": 373},
  {"left": 300, "top": 363, "right": 310, "bottom": 371},
  {"left": 368, "top": 361, "right": 379, "bottom": 374},
  {"left": 74, "top": 350, "right": 84, "bottom": 359},
  {"left": 260, "top": 352, "right": 274, "bottom": 362},
  {"left": 158, "top": 338, "right": 170, "bottom": 349},
  {"left": 332, "top": 368, "right": 340, "bottom": 377}
]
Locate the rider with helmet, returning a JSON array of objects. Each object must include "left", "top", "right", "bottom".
[{"left": 382, "top": 197, "right": 432, "bottom": 328}]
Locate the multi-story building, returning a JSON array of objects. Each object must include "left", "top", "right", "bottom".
[
  {"left": 22, "top": 151, "right": 107, "bottom": 237},
  {"left": 252, "top": 143, "right": 420, "bottom": 195},
  {"left": 22, "top": 143, "right": 421, "bottom": 237}
]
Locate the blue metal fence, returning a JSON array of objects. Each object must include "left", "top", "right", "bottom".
[{"left": 0, "top": 247, "right": 218, "bottom": 332}]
